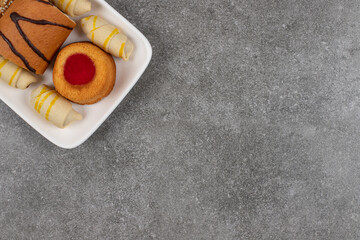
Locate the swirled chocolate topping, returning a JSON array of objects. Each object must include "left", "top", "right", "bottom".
[
  {"left": 10, "top": 12, "right": 73, "bottom": 64},
  {"left": 36, "top": 0, "right": 53, "bottom": 5},
  {"left": 0, "top": 30, "right": 35, "bottom": 72}
]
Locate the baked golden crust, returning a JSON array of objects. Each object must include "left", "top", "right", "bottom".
[
  {"left": 53, "top": 42, "right": 116, "bottom": 105},
  {"left": 0, "top": 0, "right": 76, "bottom": 74}
]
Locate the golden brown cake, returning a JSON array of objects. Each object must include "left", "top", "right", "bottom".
[
  {"left": 0, "top": 0, "right": 76, "bottom": 74},
  {"left": 53, "top": 42, "right": 116, "bottom": 105}
]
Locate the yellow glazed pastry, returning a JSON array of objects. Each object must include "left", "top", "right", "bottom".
[
  {"left": 80, "top": 15, "right": 134, "bottom": 60},
  {"left": 30, "top": 84, "right": 82, "bottom": 128},
  {"left": 50, "top": 0, "right": 91, "bottom": 17},
  {"left": 0, "top": 55, "right": 37, "bottom": 89}
]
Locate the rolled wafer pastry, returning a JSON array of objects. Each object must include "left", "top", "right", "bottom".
[
  {"left": 80, "top": 15, "right": 134, "bottom": 60},
  {"left": 30, "top": 84, "right": 82, "bottom": 128},
  {"left": 0, "top": 55, "right": 37, "bottom": 89},
  {"left": 50, "top": 0, "right": 91, "bottom": 17}
]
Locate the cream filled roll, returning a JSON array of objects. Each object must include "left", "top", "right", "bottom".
[
  {"left": 30, "top": 85, "right": 82, "bottom": 128},
  {"left": 50, "top": 0, "right": 91, "bottom": 17},
  {"left": 0, "top": 56, "right": 37, "bottom": 89},
  {"left": 80, "top": 15, "right": 134, "bottom": 60}
]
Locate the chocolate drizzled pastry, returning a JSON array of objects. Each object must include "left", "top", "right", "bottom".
[{"left": 0, "top": 0, "right": 75, "bottom": 74}]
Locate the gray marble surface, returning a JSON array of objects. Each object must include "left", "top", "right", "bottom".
[{"left": 2, "top": 0, "right": 360, "bottom": 239}]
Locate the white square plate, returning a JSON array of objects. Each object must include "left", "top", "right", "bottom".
[{"left": 0, "top": 0, "right": 152, "bottom": 149}]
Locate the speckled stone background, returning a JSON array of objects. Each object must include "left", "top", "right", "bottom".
[{"left": 2, "top": 0, "right": 360, "bottom": 239}]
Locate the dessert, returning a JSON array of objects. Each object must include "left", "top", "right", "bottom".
[
  {"left": 80, "top": 15, "right": 134, "bottom": 61},
  {"left": 30, "top": 84, "right": 82, "bottom": 128},
  {"left": 0, "top": 0, "right": 76, "bottom": 74},
  {"left": 0, "top": 55, "right": 37, "bottom": 89},
  {"left": 50, "top": 0, "right": 91, "bottom": 17},
  {"left": 53, "top": 42, "right": 116, "bottom": 105}
]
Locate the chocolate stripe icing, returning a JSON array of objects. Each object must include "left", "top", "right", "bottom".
[
  {"left": 10, "top": 12, "right": 73, "bottom": 64},
  {"left": 36, "top": 0, "right": 53, "bottom": 5},
  {"left": 0, "top": 31, "right": 35, "bottom": 72}
]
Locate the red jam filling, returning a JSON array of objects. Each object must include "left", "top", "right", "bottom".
[{"left": 64, "top": 53, "right": 95, "bottom": 85}]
